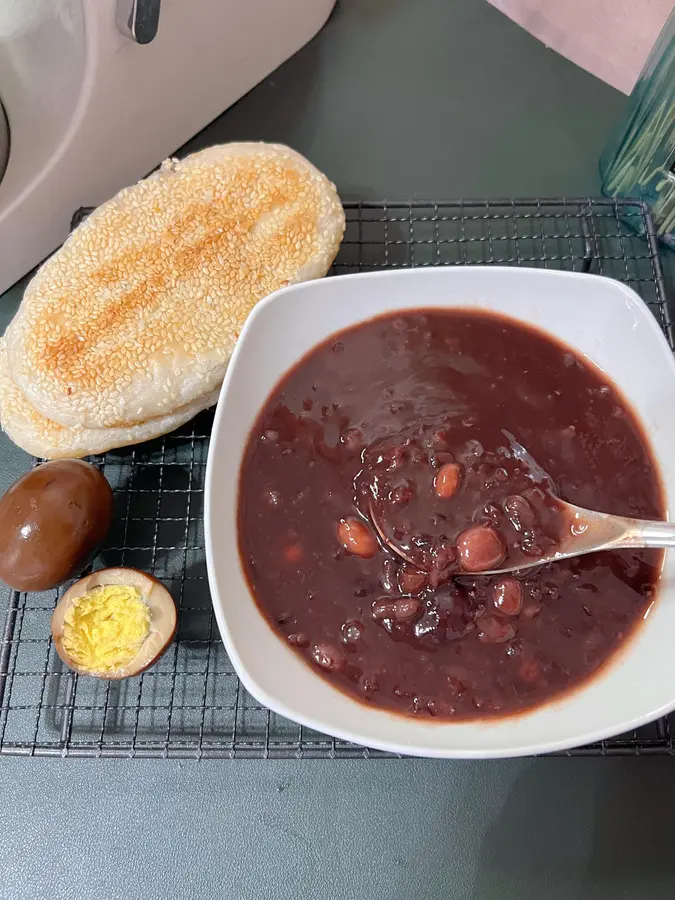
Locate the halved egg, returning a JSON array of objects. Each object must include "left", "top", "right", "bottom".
[{"left": 51, "top": 567, "right": 177, "bottom": 679}]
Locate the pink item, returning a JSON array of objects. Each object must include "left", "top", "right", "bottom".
[{"left": 487, "top": 0, "right": 674, "bottom": 93}]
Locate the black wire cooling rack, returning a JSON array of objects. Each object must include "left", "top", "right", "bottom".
[{"left": 0, "top": 198, "right": 673, "bottom": 758}]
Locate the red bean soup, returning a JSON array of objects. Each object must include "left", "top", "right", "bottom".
[{"left": 237, "top": 310, "right": 664, "bottom": 720}]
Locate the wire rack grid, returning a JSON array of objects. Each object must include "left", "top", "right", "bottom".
[{"left": 0, "top": 197, "right": 673, "bottom": 758}]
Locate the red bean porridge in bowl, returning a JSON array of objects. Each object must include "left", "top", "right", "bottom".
[{"left": 237, "top": 309, "right": 663, "bottom": 720}]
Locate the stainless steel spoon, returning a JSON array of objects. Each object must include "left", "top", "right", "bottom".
[
  {"left": 370, "top": 497, "right": 675, "bottom": 576},
  {"left": 478, "top": 502, "right": 675, "bottom": 575},
  {"left": 488, "top": 433, "right": 675, "bottom": 574},
  {"left": 367, "top": 429, "right": 675, "bottom": 575}
]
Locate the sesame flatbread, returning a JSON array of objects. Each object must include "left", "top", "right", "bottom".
[
  {"left": 0, "top": 339, "right": 219, "bottom": 459},
  {"left": 6, "top": 143, "right": 344, "bottom": 428}
]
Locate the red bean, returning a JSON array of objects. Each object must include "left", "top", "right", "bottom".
[
  {"left": 390, "top": 482, "right": 414, "bottom": 505},
  {"left": 428, "top": 569, "right": 450, "bottom": 590},
  {"left": 492, "top": 577, "right": 523, "bottom": 616},
  {"left": 341, "top": 619, "right": 365, "bottom": 644},
  {"left": 519, "top": 531, "right": 543, "bottom": 558},
  {"left": 519, "top": 659, "right": 540, "bottom": 683},
  {"left": 287, "top": 633, "right": 309, "bottom": 648},
  {"left": 372, "top": 596, "right": 420, "bottom": 622},
  {"left": 525, "top": 582, "right": 542, "bottom": 602},
  {"left": 283, "top": 543, "right": 303, "bottom": 564},
  {"left": 434, "top": 463, "right": 462, "bottom": 499},
  {"left": 478, "top": 615, "right": 515, "bottom": 644},
  {"left": 522, "top": 600, "right": 542, "bottom": 620},
  {"left": 431, "top": 429, "right": 451, "bottom": 449},
  {"left": 390, "top": 597, "right": 421, "bottom": 621},
  {"left": 380, "top": 558, "right": 397, "bottom": 593},
  {"left": 372, "top": 598, "right": 392, "bottom": 620},
  {"left": 456, "top": 525, "right": 506, "bottom": 572},
  {"left": 504, "top": 494, "right": 535, "bottom": 532},
  {"left": 431, "top": 451, "right": 454, "bottom": 469},
  {"left": 337, "top": 517, "right": 377, "bottom": 558},
  {"left": 430, "top": 539, "right": 457, "bottom": 569},
  {"left": 544, "top": 583, "right": 560, "bottom": 601},
  {"left": 398, "top": 565, "right": 428, "bottom": 596},
  {"left": 312, "top": 643, "right": 345, "bottom": 671},
  {"left": 482, "top": 503, "right": 501, "bottom": 524},
  {"left": 464, "top": 439, "right": 484, "bottom": 459}
]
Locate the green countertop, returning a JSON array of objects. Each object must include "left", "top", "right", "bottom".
[{"left": 1, "top": 2, "right": 674, "bottom": 899}]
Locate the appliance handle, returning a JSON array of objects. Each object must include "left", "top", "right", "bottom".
[{"left": 116, "top": 0, "right": 161, "bottom": 44}]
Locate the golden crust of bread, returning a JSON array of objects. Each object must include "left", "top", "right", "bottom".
[
  {"left": 7, "top": 142, "right": 345, "bottom": 428},
  {"left": 0, "top": 339, "right": 220, "bottom": 459}
]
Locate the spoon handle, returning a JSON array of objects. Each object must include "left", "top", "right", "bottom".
[{"left": 618, "top": 518, "right": 675, "bottom": 550}]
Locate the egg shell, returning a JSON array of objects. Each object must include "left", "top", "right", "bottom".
[{"left": 0, "top": 459, "right": 113, "bottom": 591}]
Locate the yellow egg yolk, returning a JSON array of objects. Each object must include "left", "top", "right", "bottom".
[{"left": 61, "top": 584, "right": 151, "bottom": 675}]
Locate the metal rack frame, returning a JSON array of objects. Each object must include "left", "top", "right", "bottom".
[{"left": 1, "top": 197, "right": 672, "bottom": 758}]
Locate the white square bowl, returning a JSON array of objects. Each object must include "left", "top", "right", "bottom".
[{"left": 205, "top": 266, "right": 675, "bottom": 758}]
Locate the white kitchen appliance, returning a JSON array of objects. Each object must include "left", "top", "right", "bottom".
[{"left": 0, "top": 0, "right": 337, "bottom": 295}]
